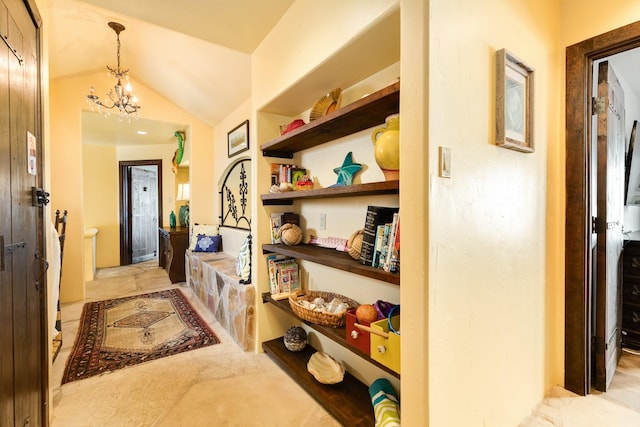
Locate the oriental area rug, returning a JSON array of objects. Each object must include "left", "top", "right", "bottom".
[{"left": 62, "top": 288, "right": 220, "bottom": 384}]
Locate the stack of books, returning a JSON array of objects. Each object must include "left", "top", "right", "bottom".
[
  {"left": 359, "top": 206, "right": 400, "bottom": 273},
  {"left": 270, "top": 163, "right": 307, "bottom": 188},
  {"left": 267, "top": 255, "right": 301, "bottom": 299}
]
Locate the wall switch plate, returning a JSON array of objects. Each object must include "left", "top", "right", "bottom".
[
  {"left": 319, "top": 213, "right": 326, "bottom": 230},
  {"left": 439, "top": 146, "right": 451, "bottom": 178}
]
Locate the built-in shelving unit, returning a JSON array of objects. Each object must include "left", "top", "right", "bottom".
[
  {"left": 262, "top": 293, "right": 401, "bottom": 379},
  {"left": 257, "top": 18, "right": 401, "bottom": 422},
  {"left": 261, "top": 180, "right": 399, "bottom": 205}
]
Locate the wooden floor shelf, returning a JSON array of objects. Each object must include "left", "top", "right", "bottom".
[
  {"left": 261, "top": 180, "right": 399, "bottom": 205},
  {"left": 262, "top": 244, "right": 400, "bottom": 286},
  {"left": 263, "top": 293, "right": 401, "bottom": 379},
  {"left": 262, "top": 338, "right": 374, "bottom": 427}
]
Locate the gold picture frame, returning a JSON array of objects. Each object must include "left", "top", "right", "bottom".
[{"left": 496, "top": 49, "right": 534, "bottom": 153}]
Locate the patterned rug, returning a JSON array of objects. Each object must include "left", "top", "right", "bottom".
[{"left": 62, "top": 288, "right": 220, "bottom": 384}]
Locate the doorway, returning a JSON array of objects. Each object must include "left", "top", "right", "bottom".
[
  {"left": 565, "top": 20, "right": 640, "bottom": 395},
  {"left": 119, "top": 160, "right": 163, "bottom": 266}
]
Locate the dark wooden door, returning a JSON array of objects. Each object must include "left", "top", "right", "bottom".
[
  {"left": 593, "top": 60, "right": 625, "bottom": 391},
  {"left": 0, "top": 0, "right": 46, "bottom": 425}
]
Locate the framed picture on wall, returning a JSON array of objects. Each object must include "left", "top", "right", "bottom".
[
  {"left": 228, "top": 120, "right": 250, "bottom": 157},
  {"left": 496, "top": 49, "right": 535, "bottom": 153}
]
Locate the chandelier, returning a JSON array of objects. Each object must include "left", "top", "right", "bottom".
[{"left": 86, "top": 22, "right": 141, "bottom": 119}]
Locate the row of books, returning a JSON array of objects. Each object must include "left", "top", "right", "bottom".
[
  {"left": 267, "top": 255, "right": 301, "bottom": 300},
  {"left": 270, "top": 163, "right": 307, "bottom": 187},
  {"left": 359, "top": 206, "right": 400, "bottom": 273}
]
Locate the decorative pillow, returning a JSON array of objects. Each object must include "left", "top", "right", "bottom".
[
  {"left": 236, "top": 235, "right": 251, "bottom": 282},
  {"left": 189, "top": 224, "right": 219, "bottom": 251},
  {"left": 193, "top": 234, "right": 221, "bottom": 253}
]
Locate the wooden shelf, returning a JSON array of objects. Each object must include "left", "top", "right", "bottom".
[
  {"left": 263, "top": 293, "right": 400, "bottom": 379},
  {"left": 260, "top": 81, "right": 400, "bottom": 158},
  {"left": 262, "top": 244, "right": 400, "bottom": 286},
  {"left": 262, "top": 180, "right": 399, "bottom": 205},
  {"left": 262, "top": 338, "right": 374, "bottom": 427}
]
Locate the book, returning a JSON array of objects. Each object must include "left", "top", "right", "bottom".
[
  {"left": 278, "top": 261, "right": 300, "bottom": 295},
  {"left": 267, "top": 254, "right": 287, "bottom": 295},
  {"left": 359, "top": 206, "right": 399, "bottom": 266},
  {"left": 372, "top": 224, "right": 387, "bottom": 268},
  {"left": 383, "top": 212, "right": 400, "bottom": 272},
  {"left": 377, "top": 224, "right": 393, "bottom": 269},
  {"left": 269, "top": 214, "right": 283, "bottom": 244}
]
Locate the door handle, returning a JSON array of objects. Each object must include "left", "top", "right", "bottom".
[{"left": 34, "top": 250, "right": 48, "bottom": 290}]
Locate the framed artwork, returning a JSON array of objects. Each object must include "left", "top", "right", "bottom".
[
  {"left": 227, "top": 120, "right": 249, "bottom": 157},
  {"left": 496, "top": 49, "right": 535, "bottom": 153}
]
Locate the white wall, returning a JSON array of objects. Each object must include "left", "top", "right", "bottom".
[{"left": 426, "top": 0, "right": 561, "bottom": 425}]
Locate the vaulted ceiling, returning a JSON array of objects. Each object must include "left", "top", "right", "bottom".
[{"left": 49, "top": 0, "right": 295, "bottom": 144}]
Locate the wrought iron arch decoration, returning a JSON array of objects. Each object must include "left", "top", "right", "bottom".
[{"left": 219, "top": 158, "right": 251, "bottom": 230}]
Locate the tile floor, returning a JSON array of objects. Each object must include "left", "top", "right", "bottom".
[
  {"left": 50, "top": 261, "right": 340, "bottom": 427},
  {"left": 520, "top": 349, "right": 640, "bottom": 427},
  {"left": 51, "top": 261, "right": 640, "bottom": 426}
]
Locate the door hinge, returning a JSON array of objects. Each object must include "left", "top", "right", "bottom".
[
  {"left": 592, "top": 96, "right": 606, "bottom": 115},
  {"left": 592, "top": 336, "right": 606, "bottom": 354},
  {"left": 592, "top": 216, "right": 619, "bottom": 234}
]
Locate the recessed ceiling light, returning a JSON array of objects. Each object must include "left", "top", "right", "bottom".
[{"left": 137, "top": 130, "right": 148, "bottom": 135}]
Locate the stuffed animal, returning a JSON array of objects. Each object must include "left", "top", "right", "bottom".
[{"left": 278, "top": 223, "right": 303, "bottom": 246}]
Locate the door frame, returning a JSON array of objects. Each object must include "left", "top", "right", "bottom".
[
  {"left": 27, "top": 0, "right": 47, "bottom": 423},
  {"left": 118, "top": 160, "right": 163, "bottom": 266},
  {"left": 565, "top": 20, "right": 640, "bottom": 395}
]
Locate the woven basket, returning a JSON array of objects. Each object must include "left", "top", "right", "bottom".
[{"left": 289, "top": 290, "right": 359, "bottom": 328}]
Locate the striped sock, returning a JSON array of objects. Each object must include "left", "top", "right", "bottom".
[{"left": 369, "top": 378, "right": 400, "bottom": 426}]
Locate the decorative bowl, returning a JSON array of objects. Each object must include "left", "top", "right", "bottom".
[
  {"left": 310, "top": 88, "right": 342, "bottom": 121},
  {"left": 307, "top": 352, "right": 345, "bottom": 384}
]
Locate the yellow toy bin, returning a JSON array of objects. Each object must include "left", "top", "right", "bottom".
[{"left": 370, "top": 315, "right": 400, "bottom": 374}]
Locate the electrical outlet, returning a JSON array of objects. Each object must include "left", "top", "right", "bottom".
[{"left": 319, "top": 213, "right": 326, "bottom": 230}]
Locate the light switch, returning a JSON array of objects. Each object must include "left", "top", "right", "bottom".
[{"left": 439, "top": 146, "right": 451, "bottom": 178}]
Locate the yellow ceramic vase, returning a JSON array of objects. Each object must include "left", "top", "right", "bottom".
[{"left": 371, "top": 114, "right": 400, "bottom": 181}]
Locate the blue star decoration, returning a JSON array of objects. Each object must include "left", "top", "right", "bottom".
[{"left": 332, "top": 151, "right": 362, "bottom": 186}]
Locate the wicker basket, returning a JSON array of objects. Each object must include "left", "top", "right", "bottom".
[{"left": 289, "top": 290, "right": 359, "bottom": 328}]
